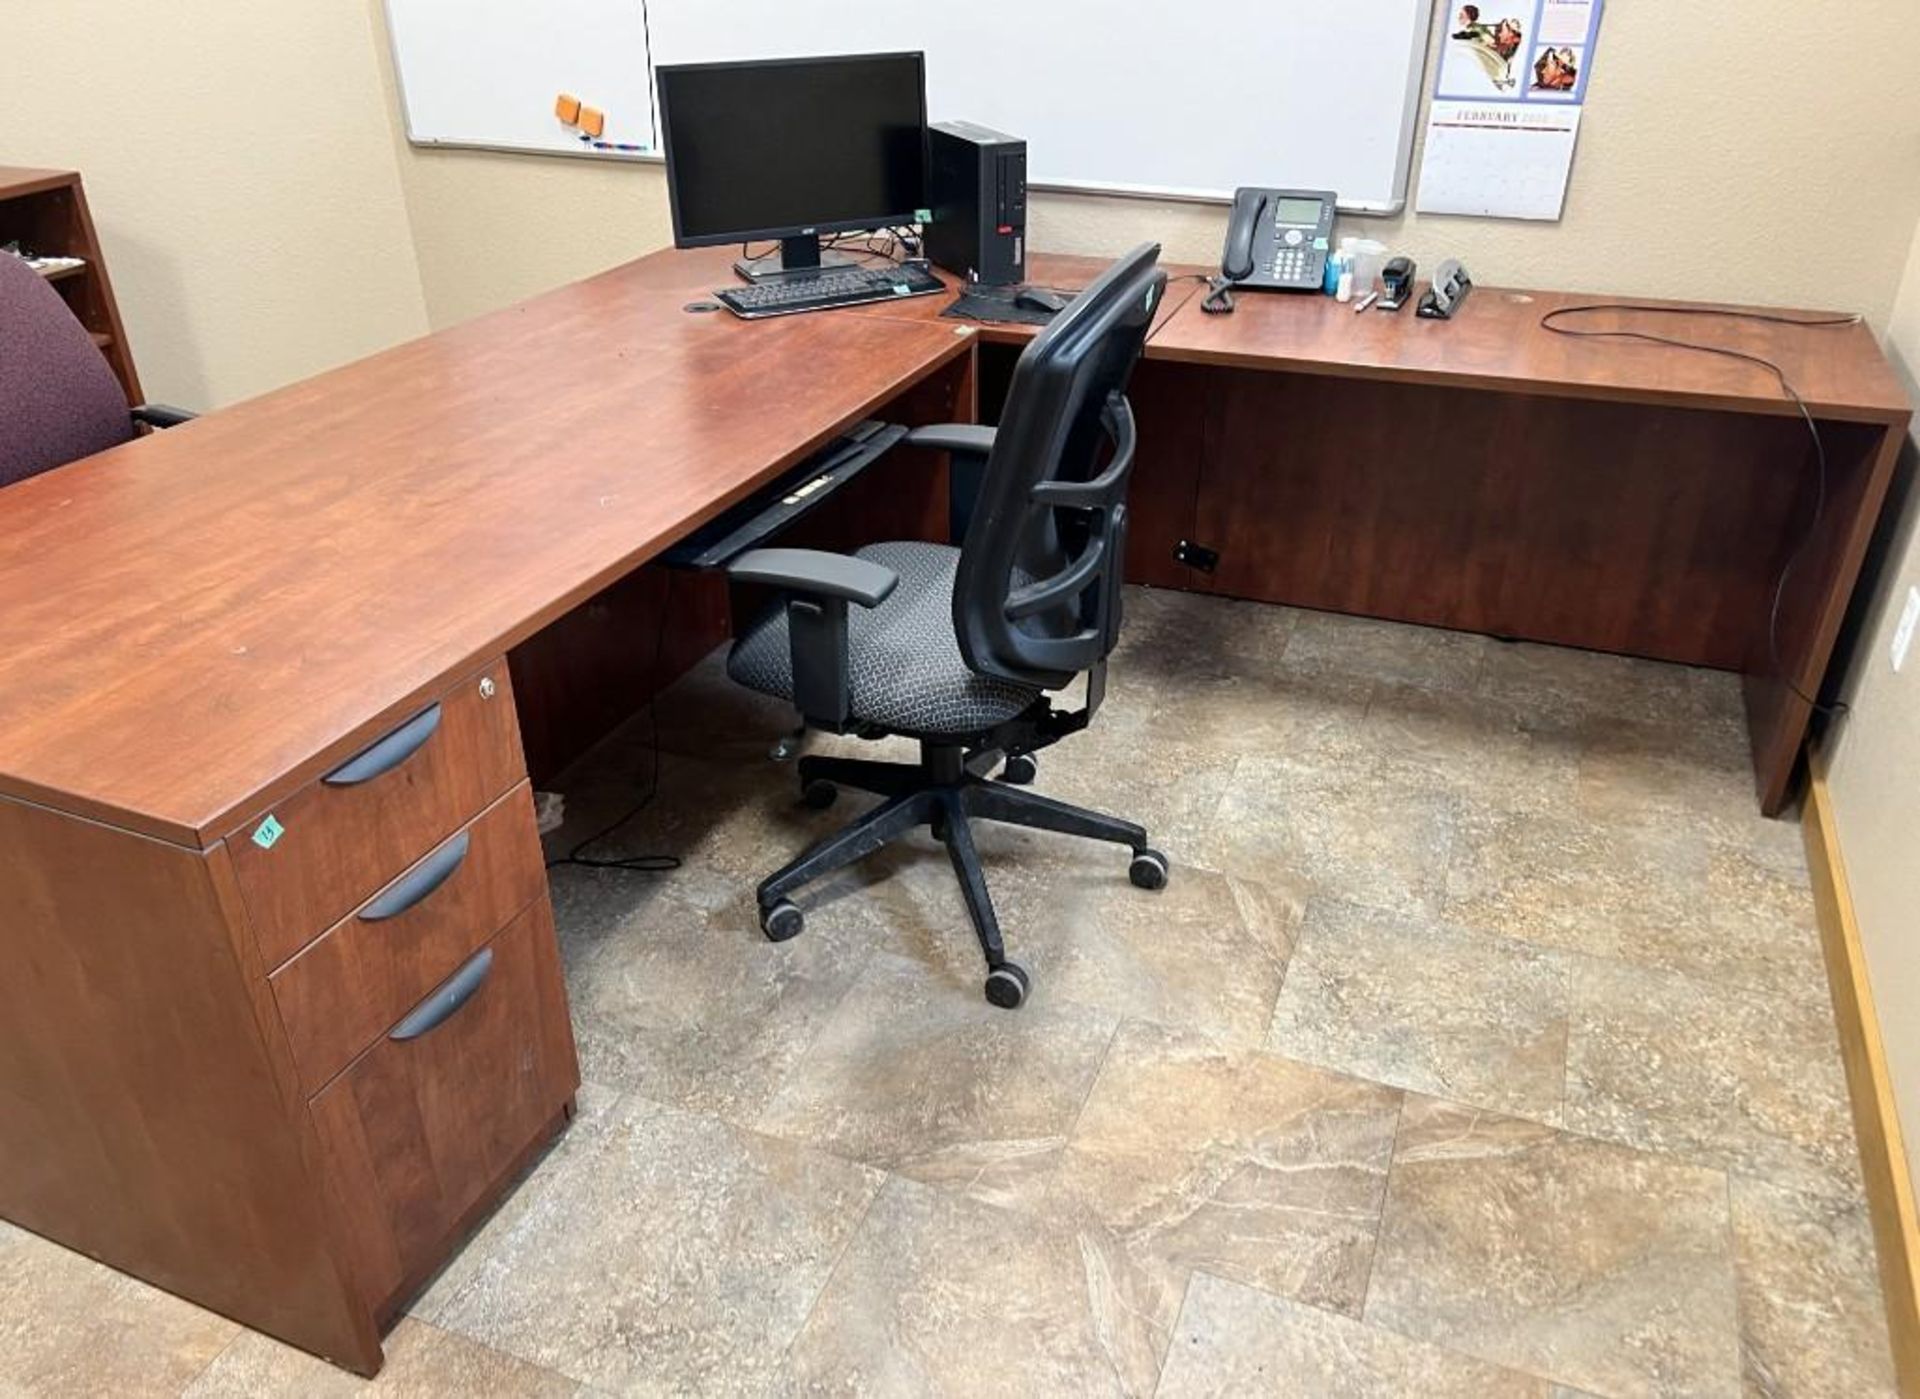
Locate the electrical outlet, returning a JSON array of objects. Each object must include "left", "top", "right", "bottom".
[{"left": 1893, "top": 586, "right": 1920, "bottom": 673}]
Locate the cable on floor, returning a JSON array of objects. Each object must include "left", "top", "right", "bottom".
[{"left": 545, "top": 571, "right": 684, "bottom": 875}]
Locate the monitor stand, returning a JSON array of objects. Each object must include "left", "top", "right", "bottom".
[{"left": 733, "top": 234, "right": 859, "bottom": 283}]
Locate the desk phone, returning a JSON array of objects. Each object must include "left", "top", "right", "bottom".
[{"left": 1220, "top": 187, "right": 1337, "bottom": 292}]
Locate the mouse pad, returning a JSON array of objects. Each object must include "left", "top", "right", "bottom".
[{"left": 940, "top": 285, "right": 1078, "bottom": 327}]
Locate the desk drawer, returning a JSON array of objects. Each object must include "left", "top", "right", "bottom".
[
  {"left": 270, "top": 783, "right": 547, "bottom": 1096},
  {"left": 309, "top": 898, "right": 578, "bottom": 1309},
  {"left": 231, "top": 662, "right": 525, "bottom": 971}
]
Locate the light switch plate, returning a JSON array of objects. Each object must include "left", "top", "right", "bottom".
[{"left": 1893, "top": 586, "right": 1920, "bottom": 673}]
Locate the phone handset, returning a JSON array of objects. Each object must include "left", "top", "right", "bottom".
[{"left": 1221, "top": 191, "right": 1270, "bottom": 281}]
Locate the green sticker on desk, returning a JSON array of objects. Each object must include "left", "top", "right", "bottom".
[{"left": 251, "top": 814, "right": 285, "bottom": 850}]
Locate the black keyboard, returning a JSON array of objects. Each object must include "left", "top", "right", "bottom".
[{"left": 716, "top": 262, "right": 946, "bottom": 319}]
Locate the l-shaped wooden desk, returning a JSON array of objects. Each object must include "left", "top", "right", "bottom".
[{"left": 0, "top": 244, "right": 1907, "bottom": 1374}]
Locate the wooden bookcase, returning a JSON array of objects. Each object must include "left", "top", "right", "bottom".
[{"left": 0, "top": 166, "right": 142, "bottom": 403}]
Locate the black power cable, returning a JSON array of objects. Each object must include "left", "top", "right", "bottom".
[
  {"left": 545, "top": 571, "right": 683, "bottom": 875},
  {"left": 740, "top": 227, "right": 918, "bottom": 272},
  {"left": 823, "top": 227, "right": 910, "bottom": 266},
  {"left": 1537, "top": 303, "right": 1864, "bottom": 718}
]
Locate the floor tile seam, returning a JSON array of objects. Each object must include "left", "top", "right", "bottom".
[
  {"left": 1426, "top": 906, "right": 1837, "bottom": 1021},
  {"left": 771, "top": 1173, "right": 889, "bottom": 1381}
]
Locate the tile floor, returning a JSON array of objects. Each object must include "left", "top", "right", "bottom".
[{"left": 0, "top": 587, "right": 1896, "bottom": 1397}]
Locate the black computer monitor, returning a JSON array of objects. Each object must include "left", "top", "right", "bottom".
[{"left": 656, "top": 52, "right": 928, "bottom": 281}]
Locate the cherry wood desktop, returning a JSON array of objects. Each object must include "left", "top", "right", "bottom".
[
  {"left": 0, "top": 257, "right": 976, "bottom": 1376},
  {"left": 0, "top": 243, "right": 1905, "bottom": 1375}
]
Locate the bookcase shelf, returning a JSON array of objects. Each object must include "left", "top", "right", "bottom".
[{"left": 0, "top": 167, "right": 142, "bottom": 403}]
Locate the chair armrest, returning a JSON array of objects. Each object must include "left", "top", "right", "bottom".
[
  {"left": 905, "top": 424, "right": 997, "bottom": 459},
  {"left": 131, "top": 404, "right": 196, "bottom": 429},
  {"left": 908, "top": 425, "right": 998, "bottom": 541},
  {"left": 727, "top": 548, "right": 898, "bottom": 608},
  {"left": 727, "top": 549, "right": 900, "bottom": 731}
]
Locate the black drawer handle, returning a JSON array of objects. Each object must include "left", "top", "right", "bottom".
[
  {"left": 359, "top": 831, "right": 471, "bottom": 922},
  {"left": 324, "top": 704, "right": 442, "bottom": 787},
  {"left": 390, "top": 947, "right": 493, "bottom": 1041}
]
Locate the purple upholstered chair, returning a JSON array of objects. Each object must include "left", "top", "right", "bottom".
[{"left": 0, "top": 251, "right": 193, "bottom": 489}]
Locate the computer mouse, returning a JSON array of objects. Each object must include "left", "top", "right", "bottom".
[{"left": 1015, "top": 287, "right": 1069, "bottom": 315}]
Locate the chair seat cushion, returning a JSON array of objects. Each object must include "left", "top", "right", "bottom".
[{"left": 728, "top": 541, "right": 1041, "bottom": 736}]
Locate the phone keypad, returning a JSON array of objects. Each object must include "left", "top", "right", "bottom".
[
  {"left": 1271, "top": 249, "right": 1310, "bottom": 283},
  {"left": 1269, "top": 224, "right": 1318, "bottom": 285}
]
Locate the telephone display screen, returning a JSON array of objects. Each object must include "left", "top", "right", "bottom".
[{"left": 1272, "top": 197, "right": 1326, "bottom": 226}]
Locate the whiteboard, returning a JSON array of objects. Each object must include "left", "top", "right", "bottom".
[
  {"left": 387, "top": 0, "right": 1435, "bottom": 211},
  {"left": 644, "top": 0, "right": 1433, "bottom": 210},
  {"left": 386, "top": 0, "right": 657, "bottom": 158}
]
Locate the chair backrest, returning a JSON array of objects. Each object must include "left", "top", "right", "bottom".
[
  {"left": 0, "top": 251, "right": 133, "bottom": 489},
  {"left": 952, "top": 243, "right": 1167, "bottom": 689}
]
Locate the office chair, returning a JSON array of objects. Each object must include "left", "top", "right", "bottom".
[
  {"left": 722, "top": 244, "right": 1171, "bottom": 1008},
  {"left": 0, "top": 252, "right": 193, "bottom": 489}
]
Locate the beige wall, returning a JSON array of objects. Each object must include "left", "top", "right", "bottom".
[
  {"left": 1, "top": 2, "right": 427, "bottom": 409},
  {"left": 9, "top": 4, "right": 1919, "bottom": 391},
  {"left": 376, "top": 0, "right": 1920, "bottom": 331},
  {"left": 367, "top": 8, "right": 672, "bottom": 331},
  {"left": 389, "top": 149, "right": 674, "bottom": 332},
  {"left": 1829, "top": 217, "right": 1920, "bottom": 1191}
]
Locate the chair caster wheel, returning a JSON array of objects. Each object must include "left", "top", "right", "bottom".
[
  {"left": 984, "top": 962, "right": 1030, "bottom": 1009},
  {"left": 1000, "top": 754, "right": 1038, "bottom": 785},
  {"left": 1129, "top": 848, "right": 1170, "bottom": 891},
  {"left": 760, "top": 899, "right": 805, "bottom": 943},
  {"left": 801, "top": 779, "right": 838, "bottom": 810}
]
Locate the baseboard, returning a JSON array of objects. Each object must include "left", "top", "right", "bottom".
[{"left": 1804, "top": 761, "right": 1920, "bottom": 1394}]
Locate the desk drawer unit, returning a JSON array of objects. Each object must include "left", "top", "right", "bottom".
[
  {"left": 0, "top": 654, "right": 579, "bottom": 1377},
  {"left": 309, "top": 898, "right": 578, "bottom": 1309},
  {"left": 271, "top": 782, "right": 549, "bottom": 1096},
  {"left": 230, "top": 662, "right": 526, "bottom": 970}
]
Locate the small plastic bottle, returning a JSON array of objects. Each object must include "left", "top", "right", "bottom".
[
  {"left": 1322, "top": 248, "right": 1346, "bottom": 296},
  {"left": 1328, "top": 236, "right": 1359, "bottom": 295}
]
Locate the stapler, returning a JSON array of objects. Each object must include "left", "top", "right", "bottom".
[
  {"left": 1378, "top": 256, "right": 1416, "bottom": 312},
  {"left": 1417, "top": 259, "right": 1473, "bottom": 320}
]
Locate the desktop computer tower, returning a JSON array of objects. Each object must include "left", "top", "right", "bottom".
[{"left": 926, "top": 121, "right": 1026, "bottom": 286}]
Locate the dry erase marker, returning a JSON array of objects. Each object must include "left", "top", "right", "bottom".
[{"left": 1353, "top": 291, "right": 1379, "bottom": 313}]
